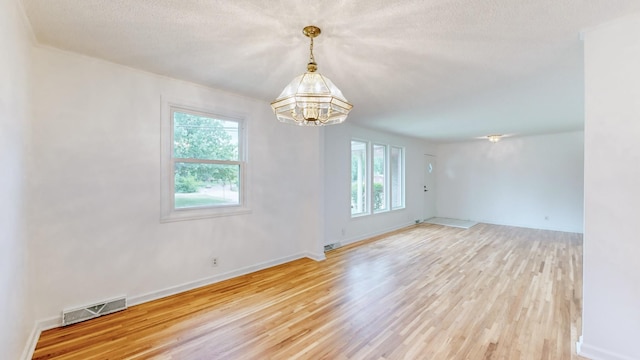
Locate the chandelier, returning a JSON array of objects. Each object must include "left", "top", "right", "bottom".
[
  {"left": 487, "top": 134, "right": 503, "bottom": 143},
  {"left": 271, "top": 26, "right": 353, "bottom": 126}
]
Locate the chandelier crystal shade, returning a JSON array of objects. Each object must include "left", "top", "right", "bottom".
[{"left": 271, "top": 26, "right": 353, "bottom": 126}]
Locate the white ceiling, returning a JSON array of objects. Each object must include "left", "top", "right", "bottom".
[{"left": 22, "top": 0, "right": 640, "bottom": 142}]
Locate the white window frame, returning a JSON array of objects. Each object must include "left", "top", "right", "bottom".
[
  {"left": 351, "top": 139, "right": 369, "bottom": 217},
  {"left": 161, "top": 100, "right": 250, "bottom": 222},
  {"left": 390, "top": 145, "right": 405, "bottom": 210},
  {"left": 351, "top": 140, "right": 405, "bottom": 218},
  {"left": 372, "top": 143, "right": 388, "bottom": 213}
]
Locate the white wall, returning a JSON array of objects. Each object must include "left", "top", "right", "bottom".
[
  {"left": 0, "top": 0, "right": 34, "bottom": 358},
  {"left": 580, "top": 13, "right": 640, "bottom": 360},
  {"left": 324, "top": 123, "right": 436, "bottom": 246},
  {"left": 28, "top": 46, "right": 324, "bottom": 324},
  {"left": 437, "top": 131, "right": 584, "bottom": 233}
]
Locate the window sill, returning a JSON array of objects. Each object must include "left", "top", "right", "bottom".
[
  {"left": 160, "top": 206, "right": 252, "bottom": 223},
  {"left": 350, "top": 207, "right": 405, "bottom": 219},
  {"left": 350, "top": 212, "right": 370, "bottom": 219}
]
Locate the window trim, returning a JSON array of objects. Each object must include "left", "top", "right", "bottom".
[{"left": 161, "top": 99, "right": 250, "bottom": 222}]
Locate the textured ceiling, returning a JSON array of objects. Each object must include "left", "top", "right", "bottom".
[{"left": 21, "top": 0, "right": 640, "bottom": 142}]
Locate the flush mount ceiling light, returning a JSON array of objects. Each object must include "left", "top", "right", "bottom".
[
  {"left": 271, "top": 25, "right": 353, "bottom": 126},
  {"left": 487, "top": 134, "right": 503, "bottom": 143}
]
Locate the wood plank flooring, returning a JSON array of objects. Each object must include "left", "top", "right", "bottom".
[{"left": 33, "top": 223, "right": 584, "bottom": 359}]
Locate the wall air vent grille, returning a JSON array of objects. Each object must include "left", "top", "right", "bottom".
[
  {"left": 62, "top": 297, "right": 127, "bottom": 326},
  {"left": 324, "top": 243, "right": 341, "bottom": 252}
]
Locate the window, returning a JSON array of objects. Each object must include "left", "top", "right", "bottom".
[
  {"left": 373, "top": 144, "right": 387, "bottom": 212},
  {"left": 162, "top": 104, "right": 248, "bottom": 221},
  {"left": 351, "top": 140, "right": 368, "bottom": 216},
  {"left": 390, "top": 146, "right": 404, "bottom": 209},
  {"left": 351, "top": 140, "right": 404, "bottom": 217}
]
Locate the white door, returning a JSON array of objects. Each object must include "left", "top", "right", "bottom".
[{"left": 424, "top": 155, "right": 437, "bottom": 221}]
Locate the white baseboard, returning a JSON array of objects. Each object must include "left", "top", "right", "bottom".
[
  {"left": 20, "top": 315, "right": 60, "bottom": 360},
  {"left": 20, "top": 324, "right": 40, "bottom": 360},
  {"left": 128, "top": 252, "right": 318, "bottom": 306},
  {"left": 469, "top": 218, "right": 583, "bottom": 234},
  {"left": 21, "top": 252, "right": 322, "bottom": 360},
  {"left": 303, "top": 251, "right": 326, "bottom": 262},
  {"left": 337, "top": 221, "right": 415, "bottom": 247},
  {"left": 577, "top": 336, "right": 638, "bottom": 360}
]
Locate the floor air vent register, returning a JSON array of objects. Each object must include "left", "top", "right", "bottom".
[{"left": 62, "top": 296, "right": 127, "bottom": 326}]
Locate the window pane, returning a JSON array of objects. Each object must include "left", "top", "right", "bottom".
[
  {"left": 351, "top": 141, "right": 367, "bottom": 215},
  {"left": 174, "top": 162, "right": 240, "bottom": 209},
  {"left": 373, "top": 144, "right": 387, "bottom": 212},
  {"left": 391, "top": 146, "right": 404, "bottom": 209},
  {"left": 173, "top": 111, "right": 239, "bottom": 161}
]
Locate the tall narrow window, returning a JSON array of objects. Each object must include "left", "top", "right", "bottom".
[
  {"left": 351, "top": 140, "right": 368, "bottom": 216},
  {"left": 373, "top": 144, "right": 387, "bottom": 212},
  {"left": 390, "top": 146, "right": 404, "bottom": 209}
]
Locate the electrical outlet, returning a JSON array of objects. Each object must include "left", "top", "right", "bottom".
[
  {"left": 341, "top": 228, "right": 346, "bottom": 236},
  {"left": 212, "top": 257, "right": 218, "bottom": 267}
]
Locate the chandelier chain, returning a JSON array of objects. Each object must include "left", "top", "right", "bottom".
[{"left": 309, "top": 37, "right": 315, "bottom": 64}]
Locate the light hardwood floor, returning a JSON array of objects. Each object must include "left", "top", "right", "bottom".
[{"left": 33, "top": 223, "right": 584, "bottom": 359}]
